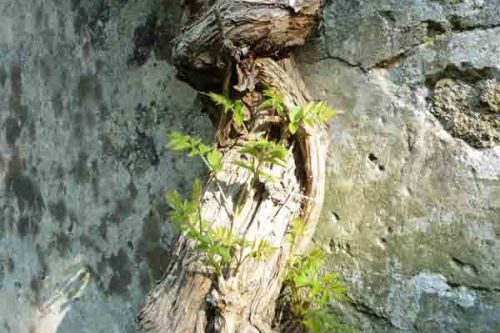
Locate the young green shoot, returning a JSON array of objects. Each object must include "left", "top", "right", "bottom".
[
  {"left": 207, "top": 92, "right": 246, "bottom": 128},
  {"left": 233, "top": 138, "right": 289, "bottom": 183}
]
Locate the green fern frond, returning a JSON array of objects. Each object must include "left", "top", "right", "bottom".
[
  {"left": 261, "top": 88, "right": 285, "bottom": 116},
  {"left": 207, "top": 92, "right": 234, "bottom": 114}
]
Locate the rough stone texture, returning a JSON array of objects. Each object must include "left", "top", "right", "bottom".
[
  {"left": 428, "top": 68, "right": 500, "bottom": 149},
  {"left": 298, "top": 0, "right": 500, "bottom": 332},
  {"left": 1, "top": 0, "right": 500, "bottom": 332},
  {"left": 0, "top": 1, "right": 211, "bottom": 332}
]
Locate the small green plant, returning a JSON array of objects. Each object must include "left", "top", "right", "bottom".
[
  {"left": 233, "top": 138, "right": 289, "bottom": 181},
  {"left": 166, "top": 92, "right": 348, "bottom": 331},
  {"left": 260, "top": 88, "right": 285, "bottom": 116},
  {"left": 207, "top": 92, "right": 246, "bottom": 128},
  {"left": 165, "top": 178, "right": 276, "bottom": 277},
  {"left": 166, "top": 132, "right": 277, "bottom": 277},
  {"left": 280, "top": 219, "right": 353, "bottom": 333},
  {"left": 288, "top": 102, "right": 337, "bottom": 134},
  {"left": 260, "top": 89, "right": 337, "bottom": 134},
  {"left": 167, "top": 131, "right": 223, "bottom": 173}
]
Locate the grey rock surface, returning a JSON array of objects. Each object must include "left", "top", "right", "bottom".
[
  {"left": 0, "top": 0, "right": 499, "bottom": 332},
  {"left": 0, "top": 1, "right": 211, "bottom": 332},
  {"left": 299, "top": 0, "right": 500, "bottom": 332}
]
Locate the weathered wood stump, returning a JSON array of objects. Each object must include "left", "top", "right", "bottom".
[{"left": 139, "top": 1, "right": 327, "bottom": 332}]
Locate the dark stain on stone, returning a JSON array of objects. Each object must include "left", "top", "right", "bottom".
[
  {"left": 4, "top": 117, "right": 21, "bottom": 146},
  {"left": 139, "top": 267, "right": 151, "bottom": 292},
  {"left": 10, "top": 63, "right": 29, "bottom": 125},
  {"left": 77, "top": 74, "right": 103, "bottom": 105},
  {"left": 51, "top": 92, "right": 64, "bottom": 117},
  {"left": 128, "top": 181, "right": 138, "bottom": 200},
  {"left": 87, "top": 1, "right": 111, "bottom": 48},
  {"left": 28, "top": 121, "right": 36, "bottom": 142},
  {"left": 56, "top": 9, "right": 66, "bottom": 40},
  {"left": 10, "top": 63, "right": 22, "bottom": 106},
  {"left": 68, "top": 211, "right": 77, "bottom": 232},
  {"left": 107, "top": 248, "right": 132, "bottom": 296},
  {"left": 0, "top": 204, "right": 15, "bottom": 237},
  {"left": 5, "top": 155, "right": 45, "bottom": 216},
  {"left": 30, "top": 275, "right": 44, "bottom": 301},
  {"left": 120, "top": 134, "right": 160, "bottom": 173},
  {"left": 91, "top": 159, "right": 99, "bottom": 201},
  {"left": 73, "top": 7, "right": 88, "bottom": 36},
  {"left": 135, "top": 204, "right": 170, "bottom": 281},
  {"left": 85, "top": 263, "right": 107, "bottom": 295},
  {"left": 99, "top": 216, "right": 107, "bottom": 240},
  {"left": 49, "top": 199, "right": 67, "bottom": 225},
  {"left": 0, "top": 261, "right": 4, "bottom": 290},
  {"left": 55, "top": 164, "right": 65, "bottom": 180},
  {"left": 72, "top": 0, "right": 113, "bottom": 47},
  {"left": 70, "top": 0, "right": 81, "bottom": 11},
  {"left": 112, "top": 196, "right": 135, "bottom": 224},
  {"left": 107, "top": 102, "right": 167, "bottom": 174},
  {"left": 71, "top": 151, "right": 90, "bottom": 183},
  {"left": 98, "top": 103, "right": 110, "bottom": 122},
  {"left": 39, "top": 57, "right": 51, "bottom": 81},
  {"left": 129, "top": 4, "right": 182, "bottom": 66},
  {"left": 130, "top": 13, "right": 159, "bottom": 66},
  {"left": 3, "top": 320, "right": 10, "bottom": 333},
  {"left": 422, "top": 20, "right": 448, "bottom": 39},
  {"left": 17, "top": 216, "right": 40, "bottom": 238},
  {"left": 82, "top": 40, "right": 91, "bottom": 58},
  {"left": 0, "top": 66, "right": 6, "bottom": 87},
  {"left": 8, "top": 258, "right": 14, "bottom": 273},
  {"left": 30, "top": 166, "right": 38, "bottom": 177},
  {"left": 72, "top": 110, "right": 84, "bottom": 137},
  {"left": 51, "top": 232, "right": 71, "bottom": 256},
  {"left": 79, "top": 234, "right": 101, "bottom": 253},
  {"left": 32, "top": 246, "right": 49, "bottom": 301},
  {"left": 142, "top": 244, "right": 169, "bottom": 282}
]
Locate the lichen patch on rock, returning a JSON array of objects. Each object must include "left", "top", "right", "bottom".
[{"left": 429, "top": 67, "right": 500, "bottom": 148}]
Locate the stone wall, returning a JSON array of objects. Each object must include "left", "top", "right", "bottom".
[
  {"left": 0, "top": 0, "right": 499, "bottom": 332},
  {"left": 0, "top": 1, "right": 212, "bottom": 332},
  {"left": 299, "top": 0, "right": 500, "bottom": 332}
]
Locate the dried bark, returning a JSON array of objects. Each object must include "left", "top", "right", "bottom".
[
  {"left": 139, "top": 1, "right": 326, "bottom": 332},
  {"left": 173, "top": 0, "right": 323, "bottom": 90}
]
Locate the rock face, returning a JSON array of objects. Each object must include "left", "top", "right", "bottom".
[
  {"left": 0, "top": 1, "right": 211, "bottom": 332},
  {"left": 298, "top": 0, "right": 500, "bottom": 332},
  {"left": 0, "top": 0, "right": 499, "bottom": 332}
]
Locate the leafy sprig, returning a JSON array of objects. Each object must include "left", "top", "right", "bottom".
[
  {"left": 282, "top": 219, "right": 352, "bottom": 333},
  {"left": 260, "top": 88, "right": 337, "bottom": 134},
  {"left": 167, "top": 132, "right": 223, "bottom": 173},
  {"left": 207, "top": 92, "right": 246, "bottom": 128},
  {"left": 165, "top": 180, "right": 276, "bottom": 276},
  {"left": 288, "top": 102, "right": 337, "bottom": 134},
  {"left": 260, "top": 88, "right": 285, "bottom": 116},
  {"left": 234, "top": 139, "right": 289, "bottom": 182}
]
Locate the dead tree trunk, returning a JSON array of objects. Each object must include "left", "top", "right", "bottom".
[{"left": 139, "top": 1, "right": 327, "bottom": 332}]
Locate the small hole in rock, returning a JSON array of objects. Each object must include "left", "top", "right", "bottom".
[{"left": 368, "top": 153, "right": 378, "bottom": 162}]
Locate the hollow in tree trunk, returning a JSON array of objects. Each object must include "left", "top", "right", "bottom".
[{"left": 139, "top": 1, "right": 328, "bottom": 332}]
